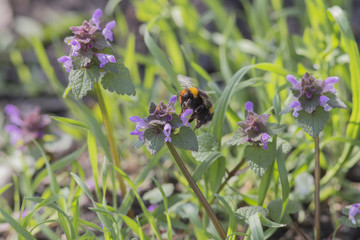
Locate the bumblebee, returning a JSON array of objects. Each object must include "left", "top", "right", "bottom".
[{"left": 179, "top": 86, "right": 214, "bottom": 130}]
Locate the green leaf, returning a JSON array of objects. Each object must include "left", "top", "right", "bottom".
[
  {"left": 69, "top": 67, "right": 100, "bottom": 99},
  {"left": 119, "top": 214, "right": 139, "bottom": 235},
  {"left": 259, "top": 215, "right": 286, "bottom": 228},
  {"left": 192, "top": 151, "right": 223, "bottom": 182},
  {"left": 143, "top": 183, "right": 174, "bottom": 204},
  {"left": 144, "top": 128, "right": 165, "bottom": 155},
  {"left": 227, "top": 128, "right": 247, "bottom": 146},
  {"left": 93, "top": 32, "right": 111, "bottom": 50},
  {"left": 296, "top": 108, "right": 329, "bottom": 138},
  {"left": 192, "top": 133, "right": 219, "bottom": 162},
  {"left": 258, "top": 161, "right": 274, "bottom": 206},
  {"left": 245, "top": 141, "right": 276, "bottom": 177},
  {"left": 276, "top": 144, "right": 290, "bottom": 220},
  {"left": 0, "top": 183, "right": 12, "bottom": 196},
  {"left": 248, "top": 214, "right": 264, "bottom": 240},
  {"left": 266, "top": 123, "right": 286, "bottom": 136},
  {"left": 51, "top": 116, "right": 88, "bottom": 130},
  {"left": 267, "top": 199, "right": 301, "bottom": 224},
  {"left": 171, "top": 126, "right": 198, "bottom": 151},
  {"left": 236, "top": 206, "right": 268, "bottom": 221},
  {"left": 101, "top": 62, "right": 136, "bottom": 96},
  {"left": 0, "top": 208, "right": 36, "bottom": 240}
]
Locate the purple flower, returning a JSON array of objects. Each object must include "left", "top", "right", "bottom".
[
  {"left": 163, "top": 123, "right": 172, "bottom": 142},
  {"left": 286, "top": 73, "right": 346, "bottom": 116},
  {"left": 68, "top": 39, "right": 81, "bottom": 57},
  {"left": 231, "top": 101, "right": 277, "bottom": 149},
  {"left": 245, "top": 101, "right": 253, "bottom": 112},
  {"left": 147, "top": 204, "right": 158, "bottom": 212},
  {"left": 289, "top": 101, "right": 302, "bottom": 118},
  {"left": 260, "top": 133, "right": 271, "bottom": 150},
  {"left": 57, "top": 56, "right": 73, "bottom": 72},
  {"left": 95, "top": 53, "right": 116, "bottom": 68},
  {"left": 323, "top": 77, "right": 338, "bottom": 94},
  {"left": 349, "top": 203, "right": 360, "bottom": 224},
  {"left": 4, "top": 105, "right": 51, "bottom": 147},
  {"left": 129, "top": 96, "right": 194, "bottom": 154},
  {"left": 90, "top": 9, "right": 102, "bottom": 30},
  {"left": 180, "top": 109, "right": 193, "bottom": 127},
  {"left": 102, "top": 20, "right": 115, "bottom": 41}
]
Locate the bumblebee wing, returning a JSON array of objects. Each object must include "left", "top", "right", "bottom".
[{"left": 177, "top": 75, "right": 194, "bottom": 89}]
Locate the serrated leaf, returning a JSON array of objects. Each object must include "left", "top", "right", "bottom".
[
  {"left": 236, "top": 206, "right": 268, "bottom": 221},
  {"left": 72, "top": 51, "right": 94, "bottom": 70},
  {"left": 101, "top": 62, "right": 136, "bottom": 96},
  {"left": 169, "top": 114, "right": 184, "bottom": 129},
  {"left": 171, "top": 126, "right": 198, "bottom": 151},
  {"left": 245, "top": 141, "right": 276, "bottom": 177},
  {"left": 133, "top": 139, "right": 145, "bottom": 149},
  {"left": 227, "top": 128, "right": 247, "bottom": 146},
  {"left": 297, "top": 108, "right": 329, "bottom": 138},
  {"left": 144, "top": 129, "right": 165, "bottom": 155},
  {"left": 93, "top": 32, "right": 111, "bottom": 50},
  {"left": 326, "top": 94, "right": 347, "bottom": 109},
  {"left": 267, "top": 199, "right": 301, "bottom": 224},
  {"left": 192, "top": 133, "right": 218, "bottom": 161},
  {"left": 69, "top": 67, "right": 100, "bottom": 99},
  {"left": 267, "top": 123, "right": 286, "bottom": 135},
  {"left": 299, "top": 94, "right": 320, "bottom": 113},
  {"left": 143, "top": 183, "right": 174, "bottom": 204}
]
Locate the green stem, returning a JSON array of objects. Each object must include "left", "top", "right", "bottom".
[
  {"left": 314, "top": 136, "right": 320, "bottom": 240},
  {"left": 166, "top": 142, "right": 227, "bottom": 240},
  {"left": 94, "top": 83, "right": 127, "bottom": 198}
]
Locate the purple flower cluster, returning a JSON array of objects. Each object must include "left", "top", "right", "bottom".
[
  {"left": 234, "top": 101, "right": 272, "bottom": 150},
  {"left": 349, "top": 203, "right": 360, "bottom": 224},
  {"left": 4, "top": 104, "right": 51, "bottom": 147},
  {"left": 129, "top": 96, "right": 192, "bottom": 144},
  {"left": 57, "top": 9, "right": 116, "bottom": 72},
  {"left": 287, "top": 72, "right": 345, "bottom": 117}
]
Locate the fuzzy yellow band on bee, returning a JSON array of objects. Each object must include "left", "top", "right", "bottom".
[
  {"left": 189, "top": 87, "right": 198, "bottom": 98},
  {"left": 209, "top": 106, "right": 214, "bottom": 114}
]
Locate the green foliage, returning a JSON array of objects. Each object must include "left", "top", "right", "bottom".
[
  {"left": 296, "top": 108, "right": 330, "bottom": 138},
  {"left": 101, "top": 62, "right": 136, "bottom": 96},
  {"left": 69, "top": 66, "right": 100, "bottom": 99},
  {"left": 171, "top": 126, "right": 198, "bottom": 151},
  {"left": 245, "top": 141, "right": 276, "bottom": 177}
]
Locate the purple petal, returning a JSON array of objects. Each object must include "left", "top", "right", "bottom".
[
  {"left": 245, "top": 101, "right": 253, "bottom": 112},
  {"left": 180, "top": 109, "right": 193, "bottom": 127},
  {"left": 5, "top": 125, "right": 22, "bottom": 145},
  {"left": 5, "top": 104, "right": 22, "bottom": 126},
  {"left": 349, "top": 204, "right": 360, "bottom": 224},
  {"left": 91, "top": 9, "right": 102, "bottom": 29},
  {"left": 68, "top": 39, "right": 81, "bottom": 57},
  {"left": 323, "top": 77, "right": 339, "bottom": 94},
  {"left": 319, "top": 95, "right": 329, "bottom": 106},
  {"left": 169, "top": 95, "right": 177, "bottom": 104},
  {"left": 163, "top": 123, "right": 172, "bottom": 142},
  {"left": 57, "top": 56, "right": 73, "bottom": 72},
  {"left": 289, "top": 101, "right": 301, "bottom": 118},
  {"left": 95, "top": 53, "right": 116, "bottom": 68},
  {"left": 148, "top": 204, "right": 158, "bottom": 212},
  {"left": 129, "top": 116, "right": 147, "bottom": 128},
  {"left": 261, "top": 133, "right": 271, "bottom": 150},
  {"left": 286, "top": 75, "right": 298, "bottom": 87},
  {"left": 130, "top": 129, "right": 144, "bottom": 141},
  {"left": 102, "top": 20, "right": 115, "bottom": 41}
]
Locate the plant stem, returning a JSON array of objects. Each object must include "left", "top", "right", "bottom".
[
  {"left": 94, "top": 83, "right": 127, "bottom": 198},
  {"left": 314, "top": 136, "right": 320, "bottom": 240},
  {"left": 210, "top": 157, "right": 246, "bottom": 205},
  {"left": 166, "top": 142, "right": 227, "bottom": 240}
]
